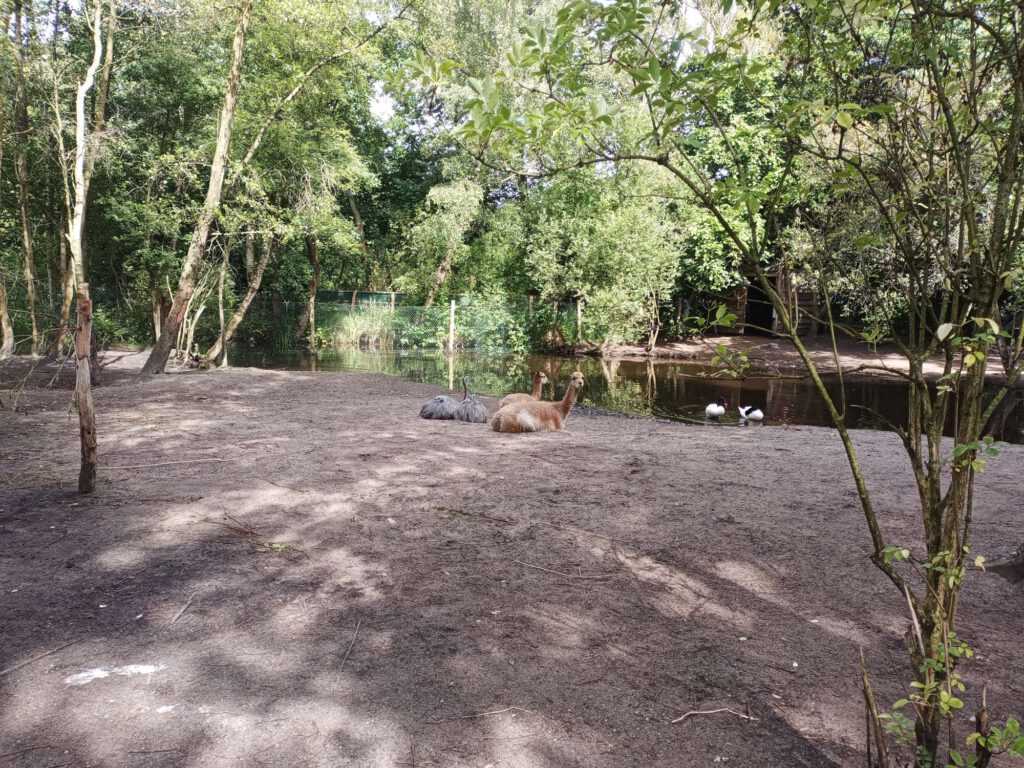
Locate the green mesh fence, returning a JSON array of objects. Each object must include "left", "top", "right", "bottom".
[{"left": 235, "top": 297, "right": 586, "bottom": 353}]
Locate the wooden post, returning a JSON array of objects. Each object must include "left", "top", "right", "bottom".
[
  {"left": 76, "top": 289, "right": 97, "bottom": 493},
  {"left": 576, "top": 297, "right": 582, "bottom": 341},
  {"left": 390, "top": 291, "right": 396, "bottom": 310},
  {"left": 351, "top": 289, "right": 357, "bottom": 308},
  {"left": 448, "top": 298, "right": 456, "bottom": 354},
  {"left": 217, "top": 242, "right": 228, "bottom": 367}
]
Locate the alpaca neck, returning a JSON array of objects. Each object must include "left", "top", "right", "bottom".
[
  {"left": 557, "top": 383, "right": 579, "bottom": 416},
  {"left": 531, "top": 374, "right": 543, "bottom": 399}
]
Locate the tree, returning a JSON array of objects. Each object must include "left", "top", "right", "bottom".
[
  {"left": 139, "top": 0, "right": 253, "bottom": 375},
  {"left": 64, "top": 0, "right": 110, "bottom": 493},
  {"left": 12, "top": 0, "right": 41, "bottom": 355},
  {"left": 399, "top": 179, "right": 483, "bottom": 307},
  {"left": 447, "top": 0, "right": 1024, "bottom": 763}
]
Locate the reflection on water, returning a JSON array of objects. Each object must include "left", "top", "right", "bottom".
[{"left": 229, "top": 348, "right": 1024, "bottom": 444}]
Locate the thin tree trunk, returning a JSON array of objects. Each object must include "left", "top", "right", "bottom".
[
  {"left": 80, "top": 0, "right": 117, "bottom": 267},
  {"left": 216, "top": 235, "right": 229, "bottom": 367},
  {"left": 0, "top": 271, "right": 14, "bottom": 358},
  {"left": 67, "top": 0, "right": 106, "bottom": 494},
  {"left": 0, "top": 43, "right": 12, "bottom": 359},
  {"left": 423, "top": 243, "right": 455, "bottom": 310},
  {"left": 151, "top": 286, "right": 163, "bottom": 341},
  {"left": 293, "top": 232, "right": 319, "bottom": 349},
  {"left": 202, "top": 233, "right": 272, "bottom": 363},
  {"left": 52, "top": 252, "right": 74, "bottom": 356},
  {"left": 348, "top": 192, "right": 367, "bottom": 256},
  {"left": 140, "top": 0, "right": 253, "bottom": 376},
  {"left": 244, "top": 227, "right": 255, "bottom": 282},
  {"left": 13, "top": 0, "right": 41, "bottom": 355}
]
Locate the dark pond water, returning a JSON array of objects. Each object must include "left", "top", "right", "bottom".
[{"left": 228, "top": 348, "right": 1024, "bottom": 444}]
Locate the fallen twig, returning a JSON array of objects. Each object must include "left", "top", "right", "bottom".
[
  {"left": 224, "top": 514, "right": 260, "bottom": 536},
  {"left": 535, "top": 520, "right": 623, "bottom": 542},
  {"left": 0, "top": 745, "right": 52, "bottom": 760},
  {"left": 435, "top": 506, "right": 514, "bottom": 525},
  {"left": 338, "top": 619, "right": 361, "bottom": 670},
  {"left": 261, "top": 478, "right": 310, "bottom": 493},
  {"left": 37, "top": 529, "right": 70, "bottom": 549},
  {"left": 426, "top": 706, "right": 539, "bottom": 724},
  {"left": 169, "top": 593, "right": 197, "bottom": 625},
  {"left": 513, "top": 559, "right": 617, "bottom": 580},
  {"left": 202, "top": 516, "right": 260, "bottom": 537},
  {"left": 0, "top": 638, "right": 82, "bottom": 677},
  {"left": 128, "top": 748, "right": 183, "bottom": 755},
  {"left": 103, "top": 458, "right": 227, "bottom": 471},
  {"left": 671, "top": 707, "right": 759, "bottom": 725}
]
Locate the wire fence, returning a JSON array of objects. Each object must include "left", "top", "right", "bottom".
[{"left": 237, "top": 297, "right": 588, "bottom": 354}]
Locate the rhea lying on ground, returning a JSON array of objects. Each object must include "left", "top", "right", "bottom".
[
  {"left": 491, "top": 372, "right": 584, "bottom": 433},
  {"left": 420, "top": 375, "right": 472, "bottom": 420},
  {"left": 497, "top": 370, "right": 548, "bottom": 410},
  {"left": 454, "top": 376, "right": 488, "bottom": 423}
]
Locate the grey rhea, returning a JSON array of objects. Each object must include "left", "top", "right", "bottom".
[
  {"left": 454, "top": 375, "right": 489, "bottom": 423},
  {"left": 419, "top": 391, "right": 459, "bottom": 420}
]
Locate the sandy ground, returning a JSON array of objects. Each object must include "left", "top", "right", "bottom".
[{"left": 1, "top": 352, "right": 1022, "bottom": 768}]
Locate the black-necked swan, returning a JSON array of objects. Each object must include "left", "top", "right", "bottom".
[
  {"left": 705, "top": 397, "right": 727, "bottom": 418},
  {"left": 738, "top": 405, "right": 764, "bottom": 421}
]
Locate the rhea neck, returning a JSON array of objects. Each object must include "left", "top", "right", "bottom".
[{"left": 461, "top": 378, "right": 469, "bottom": 400}]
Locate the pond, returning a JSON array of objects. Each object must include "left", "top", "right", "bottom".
[{"left": 228, "top": 348, "right": 1024, "bottom": 444}]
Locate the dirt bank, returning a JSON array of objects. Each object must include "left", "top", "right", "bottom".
[
  {"left": 1, "top": 353, "right": 1022, "bottom": 767},
  {"left": 590, "top": 335, "right": 1011, "bottom": 382}
]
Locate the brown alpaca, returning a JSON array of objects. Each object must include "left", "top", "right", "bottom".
[
  {"left": 497, "top": 370, "right": 549, "bottom": 410},
  {"left": 491, "top": 372, "right": 584, "bottom": 433}
]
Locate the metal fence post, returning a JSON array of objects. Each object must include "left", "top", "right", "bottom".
[{"left": 448, "top": 299, "right": 456, "bottom": 354}]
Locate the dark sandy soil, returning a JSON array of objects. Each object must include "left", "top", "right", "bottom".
[{"left": 1, "top": 352, "right": 1022, "bottom": 768}]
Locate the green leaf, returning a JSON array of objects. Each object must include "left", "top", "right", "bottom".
[
  {"left": 836, "top": 111, "right": 853, "bottom": 129},
  {"left": 937, "top": 323, "right": 955, "bottom": 342}
]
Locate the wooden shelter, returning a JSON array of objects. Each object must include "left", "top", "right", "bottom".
[{"left": 720, "top": 271, "right": 818, "bottom": 336}]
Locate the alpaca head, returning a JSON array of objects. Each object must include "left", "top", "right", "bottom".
[
  {"left": 533, "top": 370, "right": 549, "bottom": 385},
  {"left": 570, "top": 371, "right": 584, "bottom": 390}
]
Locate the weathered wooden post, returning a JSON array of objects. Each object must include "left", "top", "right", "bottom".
[
  {"left": 75, "top": 287, "right": 97, "bottom": 493},
  {"left": 576, "top": 297, "right": 582, "bottom": 341},
  {"left": 351, "top": 289, "right": 357, "bottom": 308},
  {"left": 448, "top": 298, "right": 456, "bottom": 354},
  {"left": 390, "top": 291, "right": 396, "bottom": 310}
]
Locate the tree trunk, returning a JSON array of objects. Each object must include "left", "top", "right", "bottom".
[
  {"left": 151, "top": 286, "right": 165, "bottom": 341},
  {"left": 0, "top": 41, "right": 12, "bottom": 359},
  {"left": 75, "top": 294, "right": 97, "bottom": 492},
  {"left": 216, "top": 237, "right": 229, "bottom": 367},
  {"left": 202, "top": 233, "right": 272, "bottom": 363},
  {"left": 244, "top": 228, "right": 255, "bottom": 282},
  {"left": 348, "top": 192, "right": 367, "bottom": 256},
  {"left": 423, "top": 243, "right": 455, "bottom": 310},
  {"left": 80, "top": 0, "right": 117, "bottom": 268},
  {"left": 51, "top": 253, "right": 75, "bottom": 357},
  {"left": 67, "top": 0, "right": 106, "bottom": 494},
  {"left": 140, "top": 0, "right": 253, "bottom": 376},
  {"left": 13, "top": 0, "right": 41, "bottom": 355},
  {"left": 293, "top": 232, "right": 319, "bottom": 349},
  {"left": 0, "top": 271, "right": 14, "bottom": 358}
]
